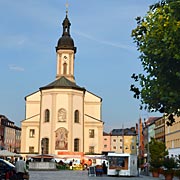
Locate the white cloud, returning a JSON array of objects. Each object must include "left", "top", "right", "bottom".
[
  {"left": 74, "top": 31, "right": 136, "bottom": 52},
  {"left": 0, "top": 35, "right": 27, "bottom": 48},
  {"left": 9, "top": 64, "right": 25, "bottom": 72},
  {"left": 17, "top": 38, "right": 26, "bottom": 46}
]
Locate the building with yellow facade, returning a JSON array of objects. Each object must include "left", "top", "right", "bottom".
[
  {"left": 109, "top": 127, "right": 137, "bottom": 155},
  {"left": 165, "top": 116, "right": 180, "bottom": 157}
]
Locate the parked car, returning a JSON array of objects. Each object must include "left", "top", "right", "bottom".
[{"left": 0, "top": 158, "right": 16, "bottom": 180}]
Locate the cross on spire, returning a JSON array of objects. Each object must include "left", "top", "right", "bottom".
[{"left": 66, "top": 0, "right": 69, "bottom": 15}]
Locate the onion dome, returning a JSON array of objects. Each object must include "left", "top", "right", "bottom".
[{"left": 56, "top": 14, "right": 76, "bottom": 53}]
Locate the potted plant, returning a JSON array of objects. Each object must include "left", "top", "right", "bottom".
[
  {"left": 174, "top": 156, "right": 180, "bottom": 180},
  {"left": 175, "top": 169, "right": 180, "bottom": 180},
  {"left": 149, "top": 160, "right": 163, "bottom": 177},
  {"left": 163, "top": 156, "right": 177, "bottom": 180},
  {"left": 149, "top": 138, "right": 168, "bottom": 177}
]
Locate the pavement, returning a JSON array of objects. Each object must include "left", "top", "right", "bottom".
[{"left": 28, "top": 170, "right": 180, "bottom": 180}]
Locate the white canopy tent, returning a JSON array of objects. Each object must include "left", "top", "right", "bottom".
[{"left": 0, "top": 150, "right": 21, "bottom": 157}]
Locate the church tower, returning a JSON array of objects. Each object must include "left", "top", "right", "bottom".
[
  {"left": 56, "top": 9, "right": 76, "bottom": 82},
  {"left": 20, "top": 5, "right": 103, "bottom": 157}
]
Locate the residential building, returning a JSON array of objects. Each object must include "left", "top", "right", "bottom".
[
  {"left": 20, "top": 10, "right": 103, "bottom": 157},
  {"left": 154, "top": 117, "right": 165, "bottom": 142},
  {"left": 14, "top": 126, "right": 21, "bottom": 153},
  {"left": 165, "top": 116, "right": 180, "bottom": 157},
  {"left": 0, "top": 115, "right": 21, "bottom": 152},
  {"left": 143, "top": 117, "right": 162, "bottom": 162},
  {"left": 102, "top": 132, "right": 111, "bottom": 153},
  {"left": 110, "top": 127, "right": 137, "bottom": 154}
]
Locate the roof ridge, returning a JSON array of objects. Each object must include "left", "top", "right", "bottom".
[{"left": 40, "top": 76, "right": 85, "bottom": 91}]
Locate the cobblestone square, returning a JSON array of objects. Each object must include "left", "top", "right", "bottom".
[{"left": 28, "top": 170, "right": 173, "bottom": 180}]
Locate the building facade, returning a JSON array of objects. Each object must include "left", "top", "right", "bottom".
[
  {"left": 20, "top": 12, "right": 103, "bottom": 157},
  {"left": 143, "top": 116, "right": 162, "bottom": 164},
  {"left": 154, "top": 117, "right": 165, "bottom": 142},
  {"left": 0, "top": 115, "right": 21, "bottom": 152},
  {"left": 102, "top": 132, "right": 111, "bottom": 153},
  {"left": 165, "top": 116, "right": 180, "bottom": 157},
  {"left": 108, "top": 127, "right": 137, "bottom": 154}
]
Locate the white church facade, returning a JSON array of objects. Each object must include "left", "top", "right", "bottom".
[{"left": 20, "top": 12, "right": 104, "bottom": 157}]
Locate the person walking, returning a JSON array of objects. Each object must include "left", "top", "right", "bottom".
[
  {"left": 102, "top": 161, "right": 107, "bottom": 174},
  {"left": 15, "top": 157, "right": 27, "bottom": 180}
]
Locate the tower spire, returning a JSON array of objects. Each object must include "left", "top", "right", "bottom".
[
  {"left": 55, "top": 1, "right": 76, "bottom": 81},
  {"left": 66, "top": 0, "right": 69, "bottom": 16},
  {"left": 56, "top": 0, "right": 76, "bottom": 53}
]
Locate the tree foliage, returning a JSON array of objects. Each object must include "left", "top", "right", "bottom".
[
  {"left": 149, "top": 138, "right": 168, "bottom": 169},
  {"left": 131, "top": 0, "right": 180, "bottom": 125}
]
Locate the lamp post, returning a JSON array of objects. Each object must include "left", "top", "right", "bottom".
[
  {"left": 10, "top": 144, "right": 12, "bottom": 152},
  {"left": 136, "top": 141, "right": 139, "bottom": 177},
  {"left": 136, "top": 120, "right": 141, "bottom": 177},
  {"left": 144, "top": 120, "right": 150, "bottom": 176},
  {"left": 41, "top": 138, "right": 44, "bottom": 162}
]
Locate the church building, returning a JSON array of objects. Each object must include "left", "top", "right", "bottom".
[{"left": 20, "top": 10, "right": 104, "bottom": 157}]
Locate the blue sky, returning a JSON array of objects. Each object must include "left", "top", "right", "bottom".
[{"left": 0, "top": 0, "right": 161, "bottom": 131}]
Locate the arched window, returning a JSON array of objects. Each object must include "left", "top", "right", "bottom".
[
  {"left": 45, "top": 109, "right": 50, "bottom": 122},
  {"left": 74, "top": 110, "right": 79, "bottom": 123},
  {"left": 63, "top": 62, "right": 67, "bottom": 75},
  {"left": 58, "top": 108, "right": 66, "bottom": 122},
  {"left": 74, "top": 138, "right": 79, "bottom": 152}
]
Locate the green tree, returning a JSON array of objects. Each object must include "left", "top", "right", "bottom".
[
  {"left": 130, "top": 0, "right": 180, "bottom": 125},
  {"left": 149, "top": 138, "right": 168, "bottom": 169}
]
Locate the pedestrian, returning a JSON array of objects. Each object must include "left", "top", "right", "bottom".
[
  {"left": 15, "top": 157, "right": 27, "bottom": 180},
  {"left": 69, "top": 161, "right": 73, "bottom": 170},
  {"left": 102, "top": 161, "right": 107, "bottom": 174}
]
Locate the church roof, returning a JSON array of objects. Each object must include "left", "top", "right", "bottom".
[
  {"left": 40, "top": 76, "right": 85, "bottom": 91},
  {"left": 110, "top": 127, "right": 136, "bottom": 136}
]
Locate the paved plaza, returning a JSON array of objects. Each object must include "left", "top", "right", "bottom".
[{"left": 28, "top": 170, "right": 179, "bottom": 180}]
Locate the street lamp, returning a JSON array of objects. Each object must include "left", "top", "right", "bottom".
[
  {"left": 144, "top": 120, "right": 150, "bottom": 176},
  {"left": 136, "top": 141, "right": 140, "bottom": 177},
  {"left": 41, "top": 138, "right": 44, "bottom": 162}
]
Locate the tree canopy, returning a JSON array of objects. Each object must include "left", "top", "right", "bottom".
[
  {"left": 149, "top": 138, "right": 168, "bottom": 169},
  {"left": 131, "top": 0, "right": 180, "bottom": 125}
]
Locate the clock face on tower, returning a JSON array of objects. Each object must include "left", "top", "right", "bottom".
[{"left": 63, "top": 55, "right": 68, "bottom": 61}]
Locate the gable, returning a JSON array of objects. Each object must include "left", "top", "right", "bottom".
[
  {"left": 85, "top": 91, "right": 102, "bottom": 102},
  {"left": 25, "top": 90, "right": 40, "bottom": 101}
]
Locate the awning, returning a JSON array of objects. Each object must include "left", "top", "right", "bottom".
[
  {"left": 31, "top": 154, "right": 54, "bottom": 159},
  {"left": 84, "top": 155, "right": 106, "bottom": 159},
  {"left": 0, "top": 150, "right": 21, "bottom": 157}
]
